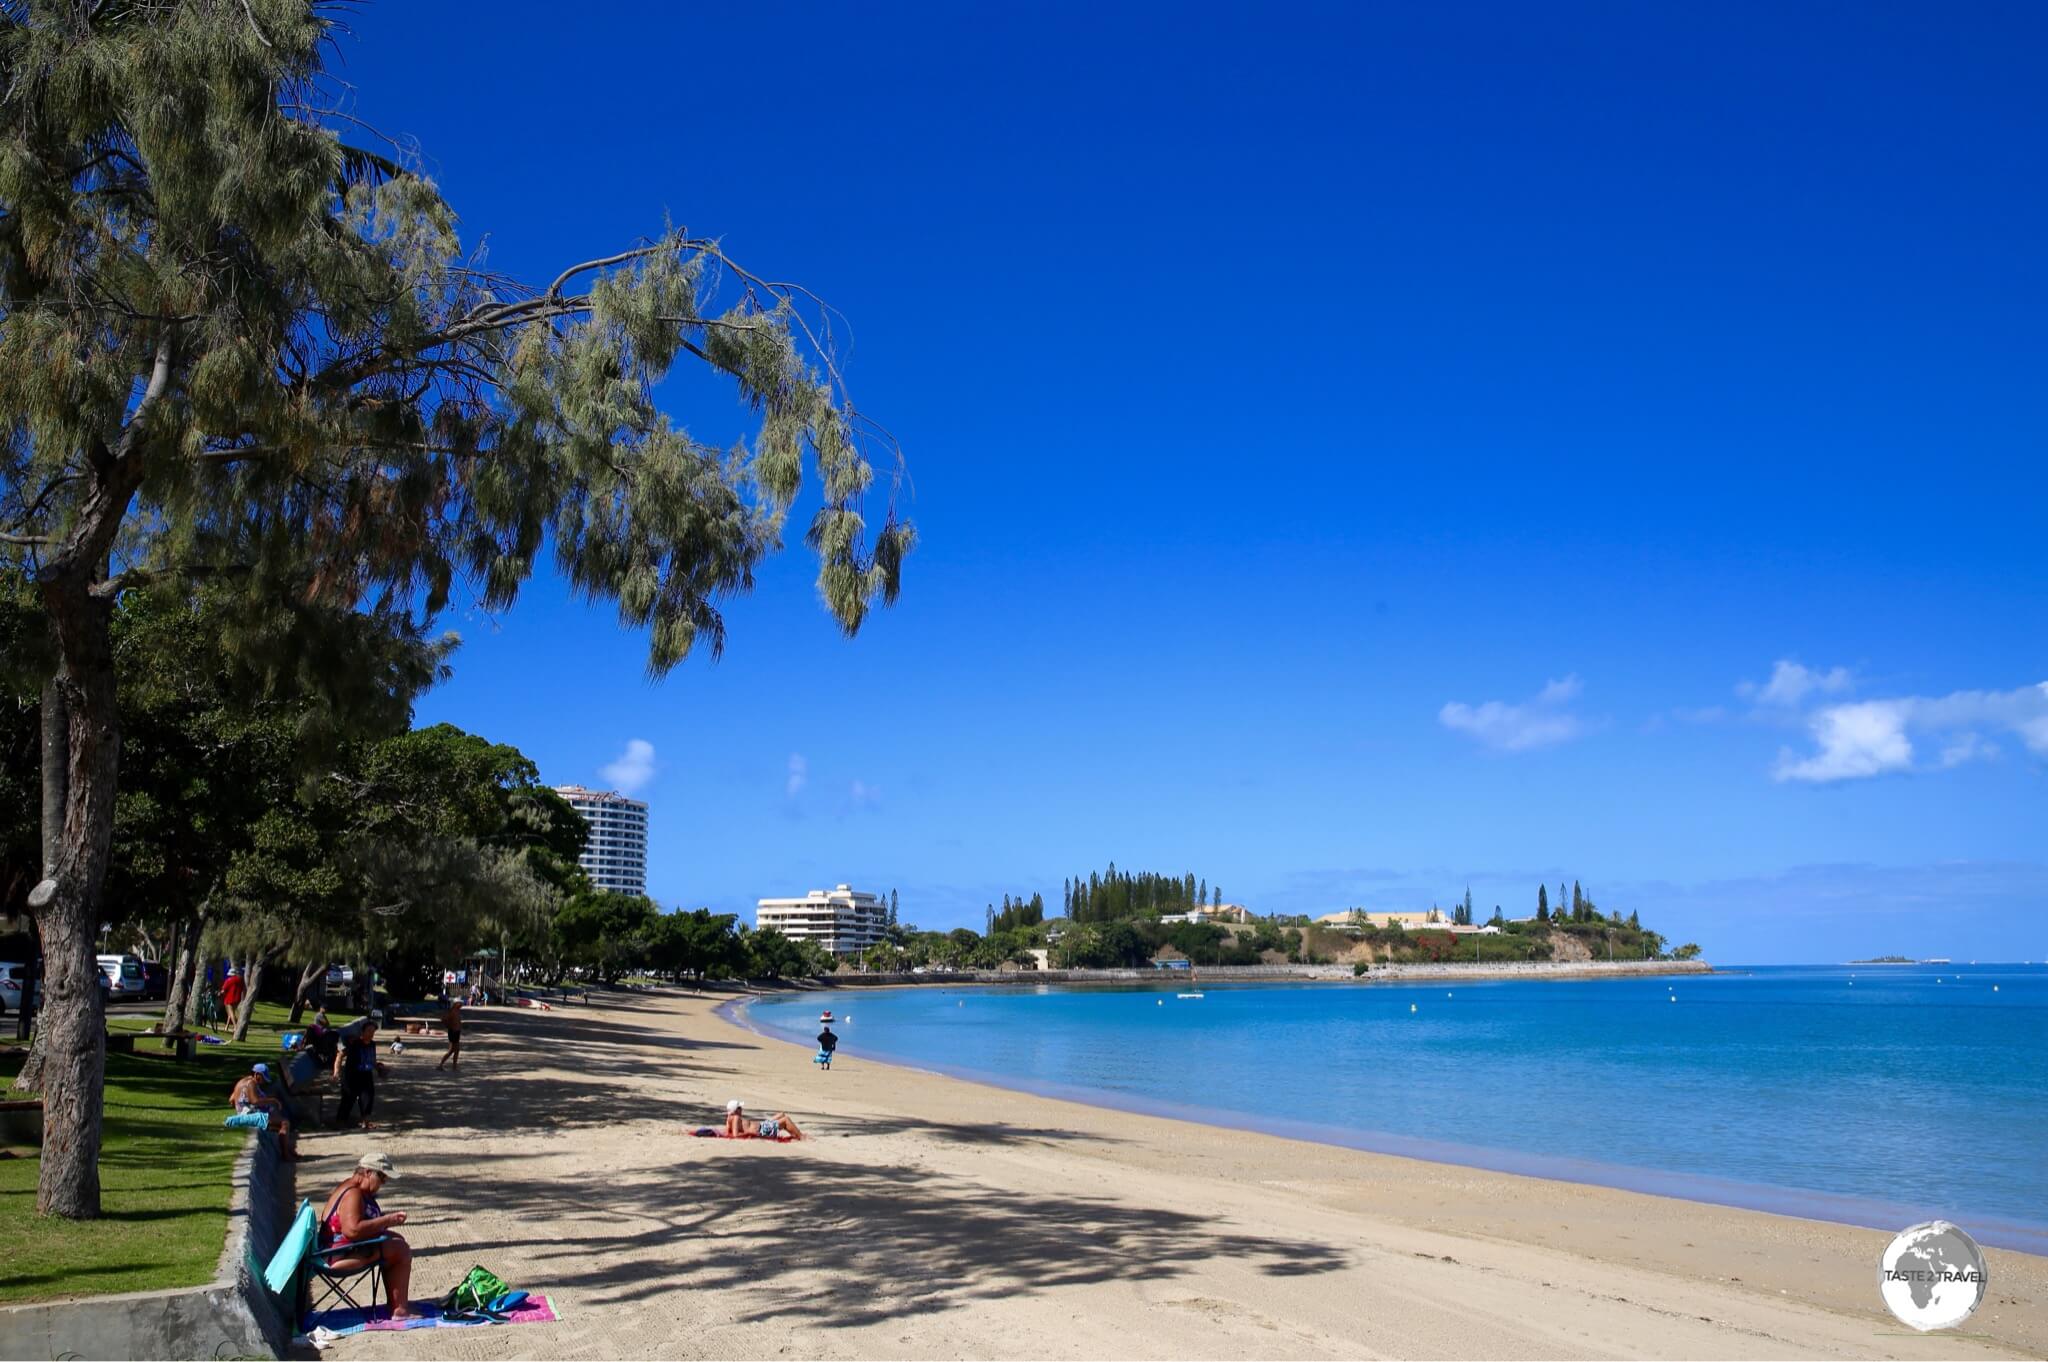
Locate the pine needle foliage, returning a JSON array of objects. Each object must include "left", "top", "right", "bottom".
[
  {"left": 0, "top": 0, "right": 911, "bottom": 1218},
  {"left": 0, "top": 0, "right": 913, "bottom": 662}
]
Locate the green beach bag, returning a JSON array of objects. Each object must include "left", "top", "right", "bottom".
[{"left": 441, "top": 1264, "right": 514, "bottom": 1313}]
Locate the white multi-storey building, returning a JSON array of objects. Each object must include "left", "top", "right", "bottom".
[
  {"left": 554, "top": 785, "right": 649, "bottom": 897},
  {"left": 755, "top": 884, "right": 888, "bottom": 956}
]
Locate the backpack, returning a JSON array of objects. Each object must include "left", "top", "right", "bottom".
[{"left": 440, "top": 1264, "right": 517, "bottom": 1314}]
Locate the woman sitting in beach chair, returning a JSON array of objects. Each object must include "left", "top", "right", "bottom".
[{"left": 318, "top": 1152, "right": 417, "bottom": 1319}]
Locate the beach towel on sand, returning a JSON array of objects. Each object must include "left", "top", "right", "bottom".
[
  {"left": 300, "top": 1297, "right": 562, "bottom": 1337},
  {"left": 688, "top": 1127, "right": 796, "bottom": 1142}
]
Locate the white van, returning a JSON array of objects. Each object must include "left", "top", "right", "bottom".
[{"left": 96, "top": 953, "right": 146, "bottom": 1000}]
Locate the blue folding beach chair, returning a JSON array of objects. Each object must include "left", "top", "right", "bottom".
[
  {"left": 266, "top": 1198, "right": 392, "bottom": 1323},
  {"left": 304, "top": 1233, "right": 392, "bottom": 1318}
]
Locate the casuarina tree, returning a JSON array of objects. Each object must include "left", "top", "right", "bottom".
[{"left": 0, "top": 1, "right": 912, "bottom": 1216}]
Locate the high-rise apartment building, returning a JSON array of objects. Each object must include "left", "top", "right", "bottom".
[
  {"left": 554, "top": 785, "right": 649, "bottom": 897},
  {"left": 755, "top": 884, "right": 888, "bottom": 956}
]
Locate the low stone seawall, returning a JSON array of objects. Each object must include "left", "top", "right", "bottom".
[
  {"left": 0, "top": 1127, "right": 295, "bottom": 1360},
  {"left": 820, "top": 959, "right": 1713, "bottom": 987}
]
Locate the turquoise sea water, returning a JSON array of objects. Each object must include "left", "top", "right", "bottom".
[{"left": 744, "top": 965, "right": 2048, "bottom": 1253}]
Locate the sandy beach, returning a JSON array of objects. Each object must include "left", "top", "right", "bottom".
[{"left": 312, "top": 988, "right": 2048, "bottom": 1360}]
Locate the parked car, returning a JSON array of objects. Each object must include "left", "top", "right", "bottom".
[
  {"left": 96, "top": 953, "right": 147, "bottom": 1000},
  {"left": 141, "top": 959, "right": 168, "bottom": 1001},
  {"left": 325, "top": 963, "right": 353, "bottom": 991},
  {"left": 0, "top": 962, "right": 101, "bottom": 1015}
]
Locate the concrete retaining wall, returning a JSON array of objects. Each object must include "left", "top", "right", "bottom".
[{"left": 0, "top": 1128, "right": 295, "bottom": 1360}]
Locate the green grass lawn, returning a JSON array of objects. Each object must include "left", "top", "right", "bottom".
[{"left": 0, "top": 1000, "right": 357, "bottom": 1305}]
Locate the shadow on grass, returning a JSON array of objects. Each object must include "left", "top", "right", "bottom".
[{"left": 0, "top": 1045, "right": 249, "bottom": 1305}]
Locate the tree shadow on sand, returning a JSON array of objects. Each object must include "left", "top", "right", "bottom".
[
  {"left": 393, "top": 1149, "right": 1350, "bottom": 1329},
  {"left": 306, "top": 1001, "right": 733, "bottom": 1139},
  {"left": 816, "top": 1113, "right": 1130, "bottom": 1147}
]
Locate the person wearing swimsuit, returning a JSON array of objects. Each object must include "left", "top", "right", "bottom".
[
  {"left": 319, "top": 1151, "right": 414, "bottom": 1317},
  {"left": 436, "top": 997, "right": 463, "bottom": 1072},
  {"left": 722, "top": 1099, "right": 805, "bottom": 1141}
]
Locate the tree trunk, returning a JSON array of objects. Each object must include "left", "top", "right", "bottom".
[
  {"left": 13, "top": 675, "right": 71, "bottom": 1085},
  {"left": 287, "top": 960, "right": 324, "bottom": 1024},
  {"left": 31, "top": 595, "right": 122, "bottom": 1218},
  {"left": 40, "top": 674, "right": 67, "bottom": 878},
  {"left": 230, "top": 953, "right": 266, "bottom": 1043},
  {"left": 168, "top": 935, "right": 205, "bottom": 1034},
  {"left": 161, "top": 917, "right": 198, "bottom": 1033}
]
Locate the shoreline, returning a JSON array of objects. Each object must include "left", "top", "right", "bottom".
[
  {"left": 321, "top": 987, "right": 2047, "bottom": 1361},
  {"left": 809, "top": 958, "right": 1717, "bottom": 988},
  {"left": 728, "top": 988, "right": 2048, "bottom": 1258}
]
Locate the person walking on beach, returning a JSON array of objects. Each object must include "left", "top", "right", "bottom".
[
  {"left": 334, "top": 1014, "right": 385, "bottom": 1129},
  {"left": 816, "top": 1022, "right": 838, "bottom": 1070},
  {"left": 436, "top": 996, "right": 463, "bottom": 1071}
]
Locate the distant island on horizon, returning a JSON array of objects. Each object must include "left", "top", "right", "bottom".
[{"left": 1845, "top": 955, "right": 1968, "bottom": 965}]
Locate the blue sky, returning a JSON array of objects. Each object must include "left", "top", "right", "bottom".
[{"left": 346, "top": 3, "right": 2046, "bottom": 963}]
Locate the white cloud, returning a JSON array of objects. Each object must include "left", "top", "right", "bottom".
[
  {"left": 1439, "top": 676, "right": 1585, "bottom": 752},
  {"left": 1739, "top": 660, "right": 1853, "bottom": 707},
  {"left": 1940, "top": 733, "right": 1997, "bottom": 768},
  {"left": 785, "top": 753, "right": 808, "bottom": 799},
  {"left": 1773, "top": 701, "right": 1912, "bottom": 782},
  {"left": 600, "top": 738, "right": 657, "bottom": 795},
  {"left": 849, "top": 779, "right": 882, "bottom": 808},
  {"left": 1775, "top": 682, "right": 2048, "bottom": 783}
]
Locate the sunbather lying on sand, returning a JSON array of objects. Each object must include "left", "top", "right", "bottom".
[{"left": 686, "top": 1099, "right": 804, "bottom": 1141}]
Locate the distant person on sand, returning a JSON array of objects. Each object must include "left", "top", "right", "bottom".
[
  {"left": 230, "top": 1063, "right": 299, "bottom": 1158},
  {"left": 816, "top": 1022, "right": 837, "bottom": 1069},
  {"left": 319, "top": 1151, "right": 415, "bottom": 1319},
  {"left": 722, "top": 1099, "right": 805, "bottom": 1141},
  {"left": 436, "top": 996, "right": 463, "bottom": 1072}
]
